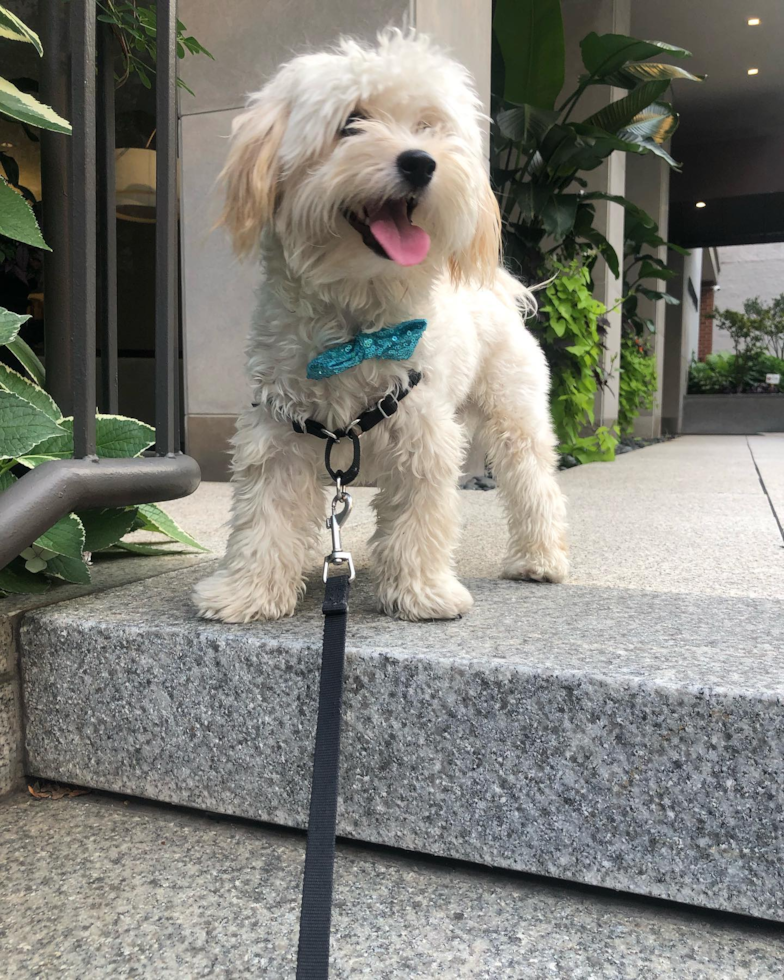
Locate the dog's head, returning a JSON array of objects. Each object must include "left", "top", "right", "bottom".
[{"left": 220, "top": 31, "right": 500, "bottom": 291}]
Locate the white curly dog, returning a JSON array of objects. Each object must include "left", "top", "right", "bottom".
[{"left": 194, "top": 30, "right": 568, "bottom": 623}]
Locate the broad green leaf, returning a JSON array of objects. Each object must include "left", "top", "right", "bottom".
[
  {"left": 580, "top": 33, "right": 691, "bottom": 79},
  {"left": 0, "top": 77, "right": 71, "bottom": 134},
  {"left": 116, "top": 541, "right": 192, "bottom": 557},
  {"left": 0, "top": 558, "right": 50, "bottom": 594},
  {"left": 5, "top": 334, "right": 44, "bottom": 385},
  {"left": 0, "top": 5, "right": 43, "bottom": 54},
  {"left": 636, "top": 260, "right": 678, "bottom": 281},
  {"left": 581, "top": 226, "right": 620, "bottom": 278},
  {"left": 26, "top": 414, "right": 156, "bottom": 462},
  {"left": 584, "top": 81, "right": 670, "bottom": 134},
  {"left": 15, "top": 454, "right": 57, "bottom": 468},
  {"left": 0, "top": 389, "right": 64, "bottom": 459},
  {"left": 0, "top": 470, "right": 15, "bottom": 491},
  {"left": 497, "top": 104, "right": 559, "bottom": 144},
  {"left": 610, "top": 62, "right": 705, "bottom": 87},
  {"left": 45, "top": 553, "right": 91, "bottom": 585},
  {"left": 540, "top": 194, "right": 578, "bottom": 244},
  {"left": 136, "top": 502, "right": 209, "bottom": 552},
  {"left": 0, "top": 362, "right": 60, "bottom": 420},
  {"left": 619, "top": 134, "right": 681, "bottom": 169},
  {"left": 638, "top": 286, "right": 679, "bottom": 305},
  {"left": 494, "top": 0, "right": 565, "bottom": 109},
  {"left": 513, "top": 182, "right": 551, "bottom": 222},
  {"left": 0, "top": 177, "right": 49, "bottom": 249},
  {"left": 0, "top": 306, "right": 29, "bottom": 345},
  {"left": 580, "top": 192, "right": 655, "bottom": 228},
  {"left": 78, "top": 507, "right": 139, "bottom": 552},
  {"left": 622, "top": 102, "right": 679, "bottom": 144},
  {"left": 34, "top": 513, "right": 85, "bottom": 560}
]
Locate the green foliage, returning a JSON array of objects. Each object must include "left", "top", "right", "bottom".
[
  {"left": 688, "top": 351, "right": 784, "bottom": 395},
  {"left": 491, "top": 2, "right": 704, "bottom": 284},
  {"left": 0, "top": 5, "right": 206, "bottom": 595},
  {"left": 534, "top": 258, "right": 618, "bottom": 461},
  {"left": 618, "top": 332, "right": 657, "bottom": 434},
  {"left": 96, "top": 1, "right": 214, "bottom": 96},
  {"left": 706, "top": 300, "right": 772, "bottom": 393}
]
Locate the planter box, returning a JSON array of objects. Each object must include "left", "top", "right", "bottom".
[{"left": 682, "top": 394, "right": 784, "bottom": 434}]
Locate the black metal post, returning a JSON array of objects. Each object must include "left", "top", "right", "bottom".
[
  {"left": 155, "top": 0, "right": 179, "bottom": 455},
  {"left": 70, "top": 0, "right": 97, "bottom": 458},
  {"left": 39, "top": 1, "right": 72, "bottom": 414},
  {"left": 97, "top": 21, "right": 118, "bottom": 415}
]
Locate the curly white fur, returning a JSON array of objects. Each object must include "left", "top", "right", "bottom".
[{"left": 194, "top": 30, "right": 568, "bottom": 623}]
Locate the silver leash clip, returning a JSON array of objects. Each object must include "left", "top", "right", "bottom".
[{"left": 323, "top": 479, "right": 356, "bottom": 582}]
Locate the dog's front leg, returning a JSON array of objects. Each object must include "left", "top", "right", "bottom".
[
  {"left": 370, "top": 404, "right": 473, "bottom": 621},
  {"left": 193, "top": 417, "right": 323, "bottom": 622}
]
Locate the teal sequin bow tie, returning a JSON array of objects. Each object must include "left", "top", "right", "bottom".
[{"left": 306, "top": 319, "right": 427, "bottom": 380}]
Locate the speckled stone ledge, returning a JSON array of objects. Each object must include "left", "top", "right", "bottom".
[{"left": 19, "top": 566, "right": 784, "bottom": 922}]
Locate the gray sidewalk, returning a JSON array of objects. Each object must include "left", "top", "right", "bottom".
[{"left": 2, "top": 435, "right": 784, "bottom": 978}]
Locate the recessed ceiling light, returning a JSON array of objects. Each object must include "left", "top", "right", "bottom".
[
  {"left": 695, "top": 201, "right": 707, "bottom": 209},
  {"left": 747, "top": 67, "right": 759, "bottom": 75},
  {"left": 747, "top": 17, "right": 761, "bottom": 26}
]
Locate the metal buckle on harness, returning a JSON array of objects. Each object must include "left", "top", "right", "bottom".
[{"left": 323, "top": 479, "right": 356, "bottom": 582}]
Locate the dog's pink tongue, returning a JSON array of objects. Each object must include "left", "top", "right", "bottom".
[{"left": 369, "top": 200, "right": 430, "bottom": 266}]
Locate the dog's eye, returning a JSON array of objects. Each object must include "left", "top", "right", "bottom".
[
  {"left": 339, "top": 112, "right": 366, "bottom": 138},
  {"left": 416, "top": 120, "right": 432, "bottom": 133}
]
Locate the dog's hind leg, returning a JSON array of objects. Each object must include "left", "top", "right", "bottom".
[
  {"left": 193, "top": 413, "right": 324, "bottom": 622},
  {"left": 475, "top": 331, "right": 569, "bottom": 584},
  {"left": 369, "top": 401, "right": 473, "bottom": 621}
]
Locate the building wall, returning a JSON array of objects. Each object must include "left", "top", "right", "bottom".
[
  {"left": 178, "top": 0, "right": 492, "bottom": 479},
  {"left": 712, "top": 243, "right": 784, "bottom": 354}
]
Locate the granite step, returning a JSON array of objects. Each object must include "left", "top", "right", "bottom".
[
  {"left": 2, "top": 790, "right": 783, "bottom": 979},
  {"left": 18, "top": 560, "right": 784, "bottom": 924}
]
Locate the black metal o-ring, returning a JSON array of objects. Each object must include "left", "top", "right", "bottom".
[{"left": 324, "top": 430, "right": 361, "bottom": 486}]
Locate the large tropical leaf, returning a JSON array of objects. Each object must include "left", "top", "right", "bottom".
[
  {"left": 606, "top": 62, "right": 706, "bottom": 88},
  {"left": 580, "top": 191, "right": 655, "bottom": 227},
  {"left": 0, "top": 306, "right": 29, "bottom": 345},
  {"left": 0, "top": 4, "right": 42, "bottom": 54},
  {"left": 494, "top": 0, "right": 565, "bottom": 109},
  {"left": 580, "top": 33, "right": 691, "bottom": 79},
  {"left": 580, "top": 226, "right": 620, "bottom": 278},
  {"left": 620, "top": 134, "right": 681, "bottom": 169},
  {"left": 0, "top": 77, "right": 71, "bottom": 134},
  {"left": 513, "top": 182, "right": 552, "bottom": 222},
  {"left": 584, "top": 80, "right": 670, "bottom": 134},
  {"left": 497, "top": 104, "right": 559, "bottom": 144},
  {"left": 621, "top": 102, "right": 679, "bottom": 144},
  {"left": 540, "top": 194, "right": 579, "bottom": 244},
  {"left": 0, "top": 177, "right": 49, "bottom": 249}
]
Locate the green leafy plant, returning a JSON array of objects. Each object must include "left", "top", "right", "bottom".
[
  {"left": 490, "top": 1, "right": 703, "bottom": 462},
  {"left": 491, "top": 0, "right": 704, "bottom": 284},
  {"left": 746, "top": 294, "right": 784, "bottom": 361},
  {"left": 709, "top": 302, "right": 769, "bottom": 393},
  {"left": 688, "top": 351, "right": 784, "bottom": 395},
  {"left": 0, "top": 6, "right": 206, "bottom": 595},
  {"left": 534, "top": 257, "right": 617, "bottom": 461},
  {"left": 618, "top": 211, "right": 687, "bottom": 434},
  {"left": 95, "top": 1, "right": 213, "bottom": 96}
]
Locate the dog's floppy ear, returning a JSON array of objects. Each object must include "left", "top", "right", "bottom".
[
  {"left": 219, "top": 97, "right": 287, "bottom": 258},
  {"left": 449, "top": 175, "right": 501, "bottom": 288}
]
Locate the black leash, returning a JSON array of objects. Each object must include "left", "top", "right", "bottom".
[
  {"left": 295, "top": 573, "right": 350, "bottom": 980},
  {"left": 295, "top": 375, "right": 422, "bottom": 978}
]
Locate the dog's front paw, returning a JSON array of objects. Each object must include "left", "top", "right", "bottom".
[
  {"left": 502, "top": 545, "right": 569, "bottom": 584},
  {"left": 193, "top": 568, "right": 300, "bottom": 623},
  {"left": 377, "top": 575, "right": 474, "bottom": 621}
]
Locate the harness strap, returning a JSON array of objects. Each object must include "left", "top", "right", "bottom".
[
  {"left": 292, "top": 370, "right": 422, "bottom": 440},
  {"left": 296, "top": 573, "right": 351, "bottom": 980}
]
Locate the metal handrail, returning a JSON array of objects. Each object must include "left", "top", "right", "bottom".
[{"left": 0, "top": 0, "right": 200, "bottom": 572}]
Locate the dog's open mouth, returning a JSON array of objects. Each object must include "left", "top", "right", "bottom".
[{"left": 343, "top": 197, "right": 430, "bottom": 266}]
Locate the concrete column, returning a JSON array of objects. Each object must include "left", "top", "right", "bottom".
[
  {"left": 661, "top": 247, "right": 702, "bottom": 434},
  {"left": 562, "top": 0, "right": 631, "bottom": 429},
  {"left": 625, "top": 152, "right": 671, "bottom": 438}
]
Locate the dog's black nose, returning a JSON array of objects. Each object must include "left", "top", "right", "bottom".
[{"left": 397, "top": 149, "right": 436, "bottom": 189}]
